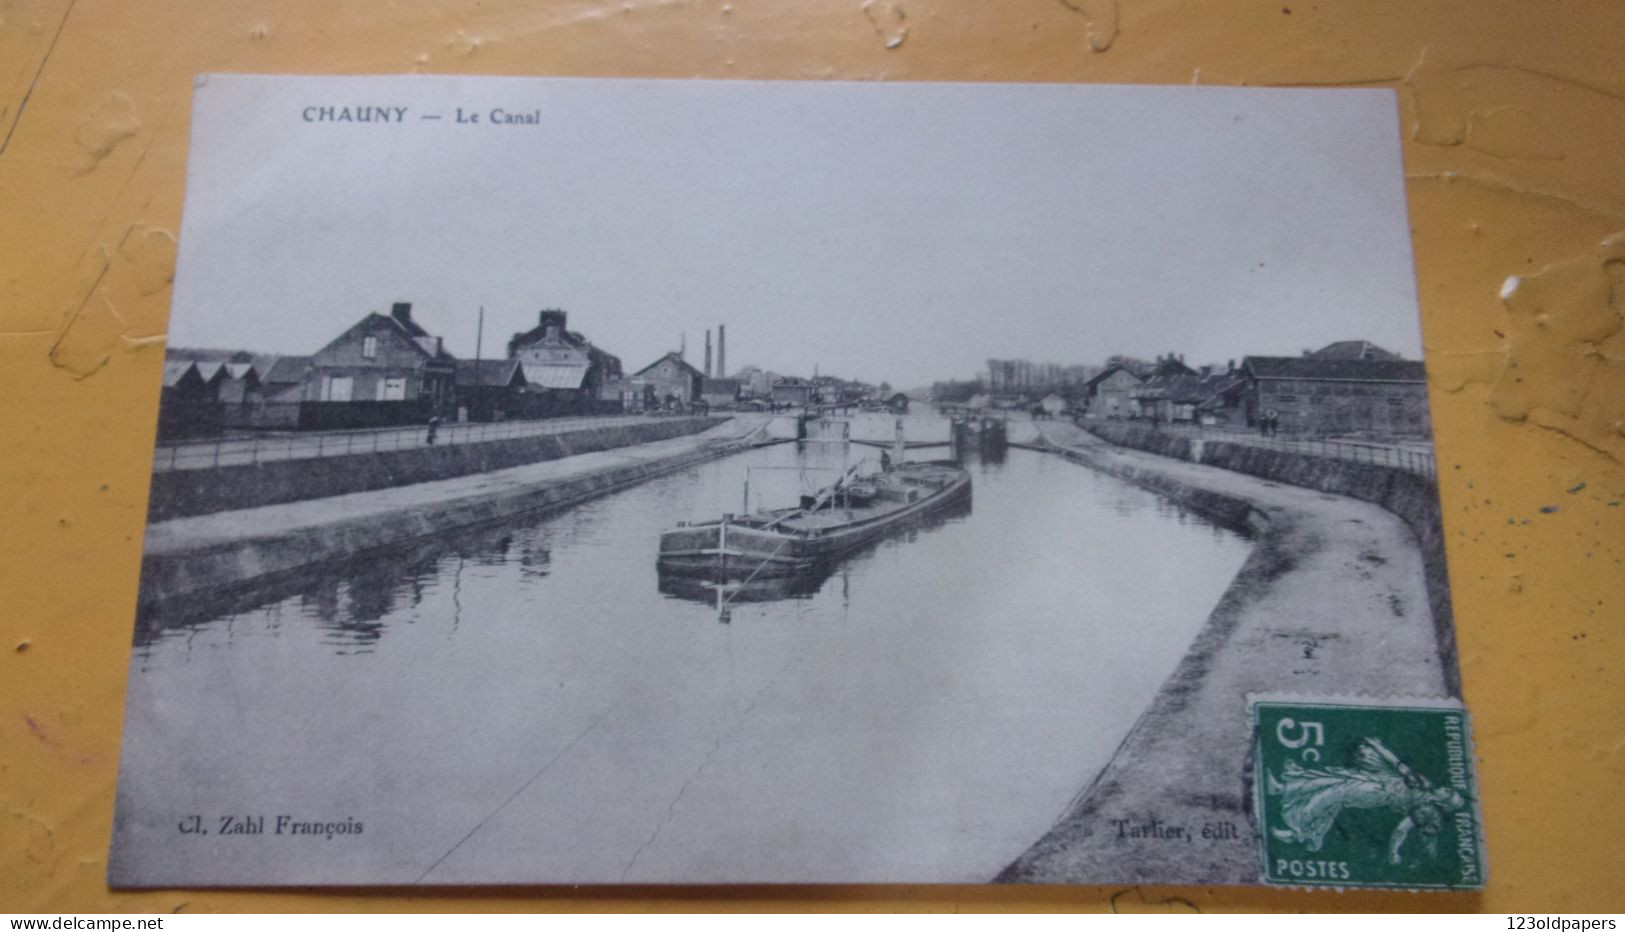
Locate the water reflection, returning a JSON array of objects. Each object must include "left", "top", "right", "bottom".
[
  {"left": 120, "top": 417, "right": 1257, "bottom": 883},
  {"left": 135, "top": 429, "right": 1231, "bottom": 656}
]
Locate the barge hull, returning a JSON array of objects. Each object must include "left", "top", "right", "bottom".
[{"left": 657, "top": 473, "right": 971, "bottom": 579}]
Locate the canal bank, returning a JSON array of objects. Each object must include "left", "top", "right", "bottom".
[
  {"left": 998, "top": 420, "right": 1452, "bottom": 884},
  {"left": 117, "top": 439, "right": 1253, "bottom": 886},
  {"left": 148, "top": 415, "right": 728, "bottom": 520},
  {"left": 137, "top": 416, "right": 778, "bottom": 610}
]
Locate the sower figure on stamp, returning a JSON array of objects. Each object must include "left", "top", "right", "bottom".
[{"left": 1266, "top": 737, "right": 1467, "bottom": 865}]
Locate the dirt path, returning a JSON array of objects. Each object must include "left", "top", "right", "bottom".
[
  {"left": 998, "top": 421, "right": 1448, "bottom": 884},
  {"left": 145, "top": 416, "right": 770, "bottom": 555}
]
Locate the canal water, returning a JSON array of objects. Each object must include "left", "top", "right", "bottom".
[{"left": 116, "top": 416, "right": 1251, "bottom": 884}]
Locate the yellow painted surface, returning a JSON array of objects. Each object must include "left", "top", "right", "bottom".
[{"left": 2, "top": 0, "right": 1622, "bottom": 913}]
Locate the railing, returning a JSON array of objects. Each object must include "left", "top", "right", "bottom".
[
  {"left": 153, "top": 412, "right": 719, "bottom": 472},
  {"left": 1087, "top": 420, "right": 1437, "bottom": 479}
]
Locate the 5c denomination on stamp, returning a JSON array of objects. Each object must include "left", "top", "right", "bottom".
[{"left": 1251, "top": 694, "right": 1487, "bottom": 890}]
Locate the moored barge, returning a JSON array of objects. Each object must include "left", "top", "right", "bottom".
[{"left": 657, "top": 460, "right": 971, "bottom": 580}]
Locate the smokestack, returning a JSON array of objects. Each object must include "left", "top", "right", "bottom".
[
  {"left": 704, "top": 330, "right": 713, "bottom": 379},
  {"left": 718, "top": 324, "right": 726, "bottom": 379}
]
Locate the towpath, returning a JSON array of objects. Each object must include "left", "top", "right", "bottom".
[
  {"left": 998, "top": 420, "right": 1449, "bottom": 883},
  {"left": 141, "top": 416, "right": 773, "bottom": 602},
  {"left": 153, "top": 413, "right": 680, "bottom": 472}
]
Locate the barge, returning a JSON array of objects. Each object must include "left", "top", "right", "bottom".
[{"left": 657, "top": 459, "right": 972, "bottom": 581}]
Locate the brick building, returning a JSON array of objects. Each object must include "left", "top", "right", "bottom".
[{"left": 1242, "top": 345, "right": 1430, "bottom": 438}]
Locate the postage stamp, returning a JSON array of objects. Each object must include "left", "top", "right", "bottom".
[{"left": 1250, "top": 694, "right": 1487, "bottom": 890}]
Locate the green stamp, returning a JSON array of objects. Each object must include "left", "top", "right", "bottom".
[{"left": 1251, "top": 695, "right": 1486, "bottom": 890}]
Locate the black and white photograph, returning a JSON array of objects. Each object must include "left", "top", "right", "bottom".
[{"left": 110, "top": 75, "right": 1461, "bottom": 887}]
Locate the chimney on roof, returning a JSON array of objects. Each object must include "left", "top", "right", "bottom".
[
  {"left": 704, "top": 329, "right": 713, "bottom": 379},
  {"left": 718, "top": 324, "right": 726, "bottom": 379},
  {"left": 1228, "top": 359, "right": 1236, "bottom": 373},
  {"left": 1303, "top": 348, "right": 1312, "bottom": 357},
  {"left": 538, "top": 309, "right": 567, "bottom": 341},
  {"left": 391, "top": 302, "right": 412, "bottom": 323},
  {"left": 1178, "top": 353, "right": 1185, "bottom": 363}
]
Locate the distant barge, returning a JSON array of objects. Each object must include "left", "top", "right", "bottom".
[{"left": 657, "top": 461, "right": 972, "bottom": 580}]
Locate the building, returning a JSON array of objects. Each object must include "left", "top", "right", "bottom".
[
  {"left": 699, "top": 377, "right": 741, "bottom": 410},
  {"left": 303, "top": 302, "right": 456, "bottom": 412},
  {"left": 506, "top": 309, "right": 624, "bottom": 412},
  {"left": 1038, "top": 392, "right": 1069, "bottom": 417},
  {"left": 1242, "top": 344, "right": 1430, "bottom": 437},
  {"left": 454, "top": 358, "right": 529, "bottom": 421},
  {"left": 295, "top": 302, "right": 457, "bottom": 429},
  {"left": 258, "top": 356, "right": 312, "bottom": 403},
  {"left": 1128, "top": 354, "right": 1199, "bottom": 422},
  {"left": 633, "top": 351, "right": 707, "bottom": 409},
  {"left": 810, "top": 375, "right": 845, "bottom": 406},
  {"left": 599, "top": 377, "right": 655, "bottom": 413},
  {"left": 886, "top": 392, "right": 911, "bottom": 414},
  {"left": 770, "top": 376, "right": 815, "bottom": 408},
  {"left": 1193, "top": 369, "right": 1249, "bottom": 428},
  {"left": 157, "top": 349, "right": 275, "bottom": 439},
  {"left": 1081, "top": 366, "right": 1143, "bottom": 420}
]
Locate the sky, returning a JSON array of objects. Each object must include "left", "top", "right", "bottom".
[{"left": 170, "top": 75, "right": 1425, "bottom": 389}]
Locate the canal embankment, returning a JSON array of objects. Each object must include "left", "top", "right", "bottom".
[
  {"left": 147, "top": 415, "right": 727, "bottom": 521},
  {"left": 1082, "top": 419, "right": 1457, "bottom": 695},
  {"left": 997, "top": 420, "right": 1454, "bottom": 884},
  {"left": 138, "top": 417, "right": 777, "bottom": 610}
]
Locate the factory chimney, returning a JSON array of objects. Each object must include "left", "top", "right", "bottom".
[
  {"left": 704, "top": 329, "right": 713, "bottom": 379},
  {"left": 718, "top": 324, "right": 726, "bottom": 379}
]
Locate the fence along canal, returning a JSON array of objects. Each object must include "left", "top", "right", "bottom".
[{"left": 153, "top": 413, "right": 701, "bottom": 471}]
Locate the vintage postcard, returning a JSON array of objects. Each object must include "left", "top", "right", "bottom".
[{"left": 110, "top": 75, "right": 1475, "bottom": 887}]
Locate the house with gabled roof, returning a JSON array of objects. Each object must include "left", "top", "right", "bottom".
[
  {"left": 1128, "top": 354, "right": 1199, "bottom": 422},
  {"left": 634, "top": 351, "right": 707, "bottom": 408},
  {"left": 506, "top": 309, "right": 623, "bottom": 407},
  {"left": 1081, "top": 365, "right": 1144, "bottom": 420},
  {"left": 303, "top": 302, "right": 456, "bottom": 411}
]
